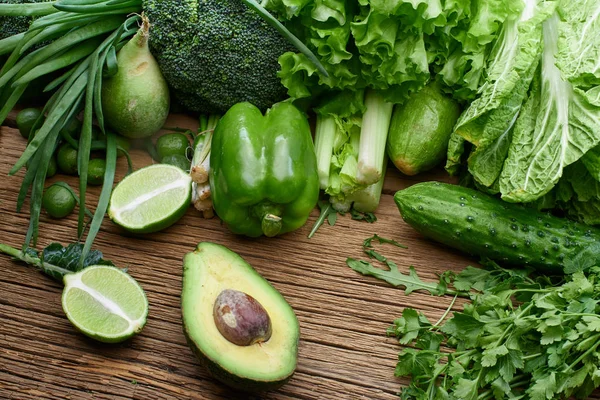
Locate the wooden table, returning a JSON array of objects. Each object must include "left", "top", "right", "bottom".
[{"left": 1, "top": 112, "right": 596, "bottom": 399}]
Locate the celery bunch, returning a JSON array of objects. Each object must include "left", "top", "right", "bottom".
[{"left": 314, "top": 89, "right": 392, "bottom": 213}]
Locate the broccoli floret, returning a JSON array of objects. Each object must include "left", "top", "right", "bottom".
[
  {"left": 0, "top": 0, "right": 37, "bottom": 40},
  {"left": 143, "top": 0, "right": 294, "bottom": 114},
  {"left": 0, "top": 0, "right": 52, "bottom": 39}
]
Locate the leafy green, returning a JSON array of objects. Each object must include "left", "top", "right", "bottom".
[
  {"left": 313, "top": 89, "right": 391, "bottom": 213},
  {"left": 450, "top": 1, "right": 600, "bottom": 213},
  {"left": 269, "top": 0, "right": 520, "bottom": 104},
  {"left": 308, "top": 199, "right": 378, "bottom": 238},
  {"left": 455, "top": 0, "right": 554, "bottom": 187},
  {"left": 349, "top": 235, "right": 600, "bottom": 399},
  {"left": 0, "top": 242, "right": 115, "bottom": 281},
  {"left": 499, "top": 12, "right": 600, "bottom": 202},
  {"left": 308, "top": 200, "right": 339, "bottom": 239}
]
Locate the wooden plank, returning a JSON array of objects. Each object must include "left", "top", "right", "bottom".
[{"left": 1, "top": 118, "right": 599, "bottom": 400}]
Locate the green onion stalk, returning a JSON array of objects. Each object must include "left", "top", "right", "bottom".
[
  {"left": 0, "top": 0, "right": 142, "bottom": 267},
  {"left": 190, "top": 114, "right": 220, "bottom": 219}
]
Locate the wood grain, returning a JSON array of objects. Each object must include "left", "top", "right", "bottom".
[{"left": 1, "top": 114, "right": 598, "bottom": 400}]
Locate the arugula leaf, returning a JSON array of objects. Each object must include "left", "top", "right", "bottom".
[
  {"left": 0, "top": 242, "right": 115, "bottom": 282},
  {"left": 350, "top": 209, "right": 377, "bottom": 223},
  {"left": 308, "top": 200, "right": 338, "bottom": 238},
  {"left": 308, "top": 203, "right": 380, "bottom": 239},
  {"left": 363, "top": 234, "right": 407, "bottom": 249},
  {"left": 348, "top": 234, "right": 474, "bottom": 296},
  {"left": 347, "top": 259, "right": 452, "bottom": 296}
]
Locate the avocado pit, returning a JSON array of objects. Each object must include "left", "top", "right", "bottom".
[{"left": 213, "top": 289, "right": 272, "bottom": 346}]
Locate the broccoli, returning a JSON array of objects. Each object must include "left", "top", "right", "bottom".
[
  {"left": 1, "top": 0, "right": 52, "bottom": 66},
  {"left": 0, "top": 0, "right": 35, "bottom": 40},
  {"left": 143, "top": 0, "right": 294, "bottom": 114},
  {"left": 0, "top": 0, "right": 52, "bottom": 39}
]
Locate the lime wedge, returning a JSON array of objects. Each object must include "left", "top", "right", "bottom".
[
  {"left": 108, "top": 164, "right": 192, "bottom": 233},
  {"left": 62, "top": 266, "right": 148, "bottom": 343}
]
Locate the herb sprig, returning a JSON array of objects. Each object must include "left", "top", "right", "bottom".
[{"left": 347, "top": 235, "right": 600, "bottom": 399}]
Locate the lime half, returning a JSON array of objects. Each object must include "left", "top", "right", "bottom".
[
  {"left": 62, "top": 266, "right": 148, "bottom": 343},
  {"left": 108, "top": 164, "right": 192, "bottom": 233}
]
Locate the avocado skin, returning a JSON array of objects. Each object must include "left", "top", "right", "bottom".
[
  {"left": 181, "top": 242, "right": 299, "bottom": 393},
  {"left": 387, "top": 82, "right": 461, "bottom": 176},
  {"left": 182, "top": 326, "right": 296, "bottom": 393}
]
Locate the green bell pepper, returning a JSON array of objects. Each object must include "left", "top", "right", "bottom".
[{"left": 210, "top": 102, "right": 320, "bottom": 237}]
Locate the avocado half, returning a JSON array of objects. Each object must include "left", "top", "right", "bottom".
[{"left": 181, "top": 242, "right": 300, "bottom": 392}]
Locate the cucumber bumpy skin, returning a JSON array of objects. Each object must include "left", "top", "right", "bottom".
[{"left": 394, "top": 182, "right": 600, "bottom": 273}]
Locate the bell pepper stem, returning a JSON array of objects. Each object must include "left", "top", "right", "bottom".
[
  {"left": 252, "top": 202, "right": 283, "bottom": 237},
  {"left": 262, "top": 214, "right": 282, "bottom": 237}
]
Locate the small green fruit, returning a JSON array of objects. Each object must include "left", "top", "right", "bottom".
[
  {"left": 101, "top": 16, "right": 170, "bottom": 138},
  {"left": 161, "top": 154, "right": 190, "bottom": 172},
  {"left": 387, "top": 82, "right": 461, "bottom": 176},
  {"left": 42, "top": 183, "right": 76, "bottom": 219},
  {"left": 16, "top": 108, "right": 43, "bottom": 139},
  {"left": 156, "top": 133, "right": 190, "bottom": 159},
  {"left": 56, "top": 143, "right": 79, "bottom": 175},
  {"left": 87, "top": 159, "right": 106, "bottom": 186}
]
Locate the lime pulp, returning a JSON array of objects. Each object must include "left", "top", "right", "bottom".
[
  {"left": 108, "top": 164, "right": 192, "bottom": 233},
  {"left": 62, "top": 265, "right": 148, "bottom": 343}
]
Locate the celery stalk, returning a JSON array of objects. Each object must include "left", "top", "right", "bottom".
[
  {"left": 349, "top": 156, "right": 387, "bottom": 213},
  {"left": 356, "top": 90, "right": 393, "bottom": 185},
  {"left": 314, "top": 114, "right": 336, "bottom": 189}
]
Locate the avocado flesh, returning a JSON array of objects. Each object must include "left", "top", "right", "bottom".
[{"left": 182, "top": 242, "right": 299, "bottom": 392}]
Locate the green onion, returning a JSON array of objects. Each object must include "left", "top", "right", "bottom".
[
  {"left": 80, "top": 131, "right": 117, "bottom": 267},
  {"left": 0, "top": 2, "right": 58, "bottom": 17},
  {"left": 1, "top": 4, "right": 140, "bottom": 263}
]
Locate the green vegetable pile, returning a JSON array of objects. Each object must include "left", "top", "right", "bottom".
[
  {"left": 349, "top": 237, "right": 600, "bottom": 399},
  {"left": 0, "top": 0, "right": 327, "bottom": 255},
  {"left": 263, "top": 0, "right": 527, "bottom": 216}
]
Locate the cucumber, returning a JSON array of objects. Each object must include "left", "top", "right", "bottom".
[
  {"left": 386, "top": 82, "right": 461, "bottom": 176},
  {"left": 394, "top": 182, "right": 600, "bottom": 273}
]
